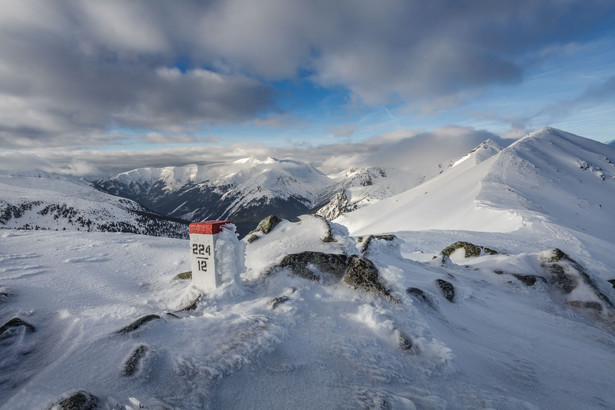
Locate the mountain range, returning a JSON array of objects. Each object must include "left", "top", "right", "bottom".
[{"left": 93, "top": 132, "right": 497, "bottom": 235}]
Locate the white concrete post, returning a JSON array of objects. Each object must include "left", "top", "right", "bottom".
[{"left": 189, "top": 220, "right": 231, "bottom": 292}]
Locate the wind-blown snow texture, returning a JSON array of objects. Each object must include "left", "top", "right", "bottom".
[{"left": 2, "top": 128, "right": 615, "bottom": 409}]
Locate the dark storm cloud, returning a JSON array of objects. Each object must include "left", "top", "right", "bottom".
[{"left": 0, "top": 0, "right": 613, "bottom": 148}]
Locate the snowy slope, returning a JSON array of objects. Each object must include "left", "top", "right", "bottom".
[
  {"left": 2, "top": 217, "right": 614, "bottom": 409},
  {"left": 339, "top": 128, "right": 615, "bottom": 240},
  {"left": 0, "top": 172, "right": 187, "bottom": 238},
  {"left": 338, "top": 138, "right": 522, "bottom": 234}
]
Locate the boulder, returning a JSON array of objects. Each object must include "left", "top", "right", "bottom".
[
  {"left": 343, "top": 255, "right": 392, "bottom": 299},
  {"left": 252, "top": 215, "right": 282, "bottom": 235},
  {"left": 406, "top": 287, "right": 435, "bottom": 309},
  {"left": 268, "top": 296, "right": 290, "bottom": 310},
  {"left": 0, "top": 317, "right": 36, "bottom": 335},
  {"left": 174, "top": 271, "right": 191, "bottom": 280},
  {"left": 435, "top": 279, "right": 455, "bottom": 302},
  {"left": 279, "top": 251, "right": 348, "bottom": 281},
  {"left": 50, "top": 390, "right": 98, "bottom": 410},
  {"left": 394, "top": 329, "right": 414, "bottom": 352},
  {"left": 122, "top": 344, "right": 149, "bottom": 377},
  {"left": 275, "top": 252, "right": 395, "bottom": 300}
]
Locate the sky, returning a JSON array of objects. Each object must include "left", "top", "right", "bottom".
[{"left": 1, "top": 0, "right": 615, "bottom": 176}]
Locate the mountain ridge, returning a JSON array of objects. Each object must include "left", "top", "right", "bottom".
[{"left": 339, "top": 127, "right": 615, "bottom": 239}]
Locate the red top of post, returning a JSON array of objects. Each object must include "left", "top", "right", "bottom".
[{"left": 189, "top": 220, "right": 232, "bottom": 235}]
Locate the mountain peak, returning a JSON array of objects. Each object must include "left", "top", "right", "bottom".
[{"left": 452, "top": 138, "right": 501, "bottom": 168}]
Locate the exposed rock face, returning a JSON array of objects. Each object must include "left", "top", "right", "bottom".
[
  {"left": 540, "top": 248, "right": 615, "bottom": 310},
  {"left": 179, "top": 297, "right": 200, "bottom": 312},
  {"left": 343, "top": 255, "right": 392, "bottom": 299},
  {"left": 512, "top": 274, "right": 546, "bottom": 287},
  {"left": 174, "top": 271, "right": 191, "bottom": 280},
  {"left": 252, "top": 215, "right": 282, "bottom": 235},
  {"left": 441, "top": 241, "right": 498, "bottom": 258},
  {"left": 394, "top": 329, "right": 414, "bottom": 352},
  {"left": 51, "top": 390, "right": 98, "bottom": 410},
  {"left": 317, "top": 190, "right": 351, "bottom": 220},
  {"left": 609, "top": 279, "right": 615, "bottom": 290},
  {"left": 122, "top": 344, "right": 149, "bottom": 377},
  {"left": 275, "top": 252, "right": 394, "bottom": 300},
  {"left": 0, "top": 317, "right": 36, "bottom": 335},
  {"left": 268, "top": 296, "right": 290, "bottom": 310},
  {"left": 278, "top": 251, "right": 348, "bottom": 281},
  {"left": 246, "top": 215, "right": 283, "bottom": 243},
  {"left": 494, "top": 270, "right": 547, "bottom": 287},
  {"left": 359, "top": 234, "right": 396, "bottom": 254},
  {"left": 116, "top": 314, "right": 161, "bottom": 334},
  {"left": 315, "top": 215, "right": 335, "bottom": 243},
  {"left": 406, "top": 287, "right": 435, "bottom": 309},
  {"left": 568, "top": 301, "right": 603, "bottom": 311},
  {"left": 435, "top": 279, "right": 455, "bottom": 302}
]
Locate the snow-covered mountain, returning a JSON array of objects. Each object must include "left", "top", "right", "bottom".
[
  {"left": 0, "top": 171, "right": 188, "bottom": 238},
  {"left": 96, "top": 158, "right": 333, "bottom": 235},
  {"left": 318, "top": 140, "right": 504, "bottom": 220},
  {"left": 96, "top": 149, "right": 472, "bottom": 235},
  {"left": 339, "top": 127, "right": 615, "bottom": 239}
]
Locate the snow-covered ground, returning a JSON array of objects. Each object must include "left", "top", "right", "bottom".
[
  {"left": 2, "top": 128, "right": 615, "bottom": 409},
  {"left": 2, "top": 217, "right": 615, "bottom": 408}
]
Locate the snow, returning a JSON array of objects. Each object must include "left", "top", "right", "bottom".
[
  {"left": 338, "top": 151, "right": 524, "bottom": 235},
  {"left": 2, "top": 217, "right": 615, "bottom": 408},
  {"left": 2, "top": 127, "right": 615, "bottom": 409},
  {"left": 0, "top": 174, "right": 186, "bottom": 237}
]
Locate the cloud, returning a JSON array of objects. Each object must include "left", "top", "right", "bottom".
[
  {"left": 328, "top": 123, "right": 357, "bottom": 138},
  {"left": 0, "top": 126, "right": 507, "bottom": 178},
  {"left": 533, "top": 75, "right": 615, "bottom": 123},
  {"left": 318, "top": 126, "right": 504, "bottom": 173},
  {"left": 253, "top": 113, "right": 305, "bottom": 129},
  {"left": 0, "top": 0, "right": 613, "bottom": 147}
]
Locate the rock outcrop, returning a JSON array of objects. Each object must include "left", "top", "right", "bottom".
[
  {"left": 116, "top": 314, "right": 161, "bottom": 334},
  {"left": 435, "top": 279, "right": 455, "bottom": 302},
  {"left": 343, "top": 255, "right": 392, "bottom": 299},
  {"left": 278, "top": 251, "right": 348, "bottom": 281},
  {"left": 50, "top": 390, "right": 98, "bottom": 410},
  {"left": 441, "top": 241, "right": 498, "bottom": 258},
  {"left": 247, "top": 215, "right": 283, "bottom": 242}
]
